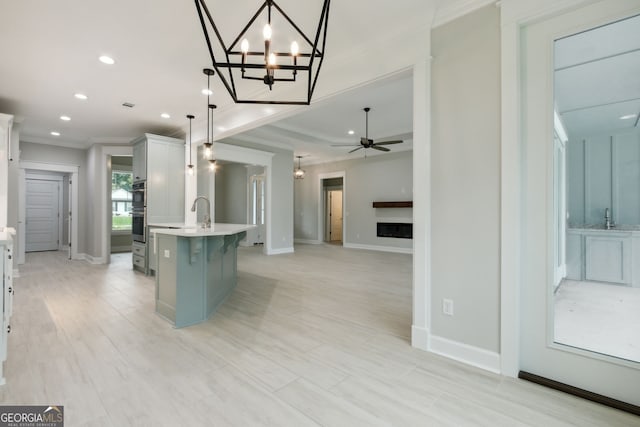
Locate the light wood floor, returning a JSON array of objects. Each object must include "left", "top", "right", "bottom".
[{"left": 1, "top": 245, "right": 638, "bottom": 426}]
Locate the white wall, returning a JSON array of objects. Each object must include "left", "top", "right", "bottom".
[
  {"left": 215, "top": 163, "right": 248, "bottom": 223},
  {"left": 0, "top": 114, "right": 13, "bottom": 227},
  {"left": 567, "top": 129, "right": 640, "bottom": 227},
  {"left": 294, "top": 151, "right": 413, "bottom": 252},
  {"left": 430, "top": 5, "right": 501, "bottom": 353}
]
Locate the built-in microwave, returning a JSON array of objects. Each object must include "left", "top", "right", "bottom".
[
  {"left": 132, "top": 180, "right": 145, "bottom": 211},
  {"left": 132, "top": 209, "right": 146, "bottom": 243}
]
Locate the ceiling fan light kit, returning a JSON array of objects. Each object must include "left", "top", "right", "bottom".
[
  {"left": 332, "top": 107, "right": 404, "bottom": 154},
  {"left": 194, "top": 0, "right": 331, "bottom": 105}
]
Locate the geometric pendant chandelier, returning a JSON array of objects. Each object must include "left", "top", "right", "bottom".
[{"left": 194, "top": 0, "right": 331, "bottom": 105}]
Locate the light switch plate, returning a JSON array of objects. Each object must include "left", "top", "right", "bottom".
[{"left": 164, "top": 249, "right": 170, "bottom": 258}]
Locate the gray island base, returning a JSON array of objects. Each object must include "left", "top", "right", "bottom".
[{"left": 151, "top": 224, "right": 255, "bottom": 328}]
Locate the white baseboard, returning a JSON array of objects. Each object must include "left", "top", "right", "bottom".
[
  {"left": 81, "top": 253, "right": 107, "bottom": 264},
  {"left": 411, "top": 324, "right": 429, "bottom": 351},
  {"left": 267, "top": 247, "right": 294, "bottom": 255},
  {"left": 294, "top": 239, "right": 323, "bottom": 245},
  {"left": 111, "top": 245, "right": 132, "bottom": 253},
  {"left": 429, "top": 334, "right": 501, "bottom": 374},
  {"left": 343, "top": 242, "right": 413, "bottom": 255}
]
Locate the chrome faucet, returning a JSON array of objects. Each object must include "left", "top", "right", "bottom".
[
  {"left": 191, "top": 196, "right": 212, "bottom": 229},
  {"left": 605, "top": 207, "right": 612, "bottom": 230}
]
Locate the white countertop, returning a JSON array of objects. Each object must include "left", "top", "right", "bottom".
[
  {"left": 150, "top": 223, "right": 255, "bottom": 237},
  {"left": 147, "top": 222, "right": 197, "bottom": 228},
  {"left": 569, "top": 224, "right": 640, "bottom": 232},
  {"left": 0, "top": 227, "right": 16, "bottom": 244}
]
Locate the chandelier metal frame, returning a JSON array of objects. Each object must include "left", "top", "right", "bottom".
[{"left": 194, "top": 0, "right": 331, "bottom": 105}]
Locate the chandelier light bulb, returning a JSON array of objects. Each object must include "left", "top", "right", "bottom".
[
  {"left": 187, "top": 165, "right": 194, "bottom": 176},
  {"left": 263, "top": 24, "right": 272, "bottom": 41},
  {"left": 209, "top": 160, "right": 216, "bottom": 171},
  {"left": 204, "top": 146, "right": 212, "bottom": 158},
  {"left": 290, "top": 41, "right": 299, "bottom": 56},
  {"left": 241, "top": 39, "right": 250, "bottom": 54},
  {"left": 268, "top": 53, "right": 277, "bottom": 66}
]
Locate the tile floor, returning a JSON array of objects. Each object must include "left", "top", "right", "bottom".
[{"left": 0, "top": 245, "right": 638, "bottom": 426}]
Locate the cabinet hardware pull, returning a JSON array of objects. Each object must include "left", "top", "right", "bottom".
[{"left": 7, "top": 325, "right": 10, "bottom": 333}]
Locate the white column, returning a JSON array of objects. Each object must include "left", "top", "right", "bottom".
[{"left": 412, "top": 57, "right": 432, "bottom": 350}]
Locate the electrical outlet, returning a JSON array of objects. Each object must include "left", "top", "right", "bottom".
[
  {"left": 442, "top": 298, "right": 454, "bottom": 316},
  {"left": 164, "top": 249, "right": 171, "bottom": 258}
]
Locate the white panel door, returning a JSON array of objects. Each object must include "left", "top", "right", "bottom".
[
  {"left": 25, "top": 179, "right": 60, "bottom": 252},
  {"left": 520, "top": 0, "right": 640, "bottom": 406}
]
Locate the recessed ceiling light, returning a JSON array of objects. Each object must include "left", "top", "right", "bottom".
[
  {"left": 161, "top": 113, "right": 171, "bottom": 119},
  {"left": 201, "top": 89, "right": 213, "bottom": 96},
  {"left": 74, "top": 93, "right": 88, "bottom": 100},
  {"left": 620, "top": 114, "right": 637, "bottom": 120},
  {"left": 60, "top": 115, "right": 71, "bottom": 121},
  {"left": 50, "top": 131, "right": 60, "bottom": 136},
  {"left": 99, "top": 55, "right": 115, "bottom": 65},
  {"left": 348, "top": 130, "right": 355, "bottom": 135}
]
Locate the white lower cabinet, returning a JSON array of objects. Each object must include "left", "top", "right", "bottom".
[
  {"left": 567, "top": 228, "right": 636, "bottom": 285},
  {"left": 132, "top": 241, "right": 146, "bottom": 272},
  {"left": 585, "top": 235, "right": 631, "bottom": 284},
  {"left": 1, "top": 230, "right": 15, "bottom": 385}
]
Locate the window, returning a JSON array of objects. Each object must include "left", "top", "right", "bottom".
[{"left": 112, "top": 170, "right": 132, "bottom": 231}]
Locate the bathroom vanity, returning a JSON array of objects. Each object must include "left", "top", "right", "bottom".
[
  {"left": 566, "top": 225, "right": 640, "bottom": 286},
  {"left": 151, "top": 223, "right": 254, "bottom": 328}
]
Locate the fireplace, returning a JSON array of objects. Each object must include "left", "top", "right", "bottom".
[{"left": 376, "top": 222, "right": 413, "bottom": 239}]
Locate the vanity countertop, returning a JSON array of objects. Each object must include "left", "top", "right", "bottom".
[
  {"left": 569, "top": 224, "right": 640, "bottom": 232},
  {"left": 150, "top": 223, "right": 255, "bottom": 237}
]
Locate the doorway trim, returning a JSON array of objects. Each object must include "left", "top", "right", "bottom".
[
  {"left": 19, "top": 160, "right": 79, "bottom": 263},
  {"left": 205, "top": 142, "right": 275, "bottom": 254},
  {"left": 317, "top": 171, "right": 346, "bottom": 245},
  {"left": 102, "top": 146, "right": 133, "bottom": 265}
]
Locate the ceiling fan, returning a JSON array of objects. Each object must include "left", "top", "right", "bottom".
[{"left": 332, "top": 107, "right": 403, "bottom": 153}]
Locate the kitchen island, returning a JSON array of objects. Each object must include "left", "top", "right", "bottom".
[{"left": 151, "top": 223, "right": 255, "bottom": 328}]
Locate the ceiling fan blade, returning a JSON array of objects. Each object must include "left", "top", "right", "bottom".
[
  {"left": 371, "top": 146, "right": 390, "bottom": 152},
  {"left": 331, "top": 144, "right": 359, "bottom": 147},
  {"left": 374, "top": 140, "right": 403, "bottom": 146},
  {"left": 349, "top": 146, "right": 364, "bottom": 153}
]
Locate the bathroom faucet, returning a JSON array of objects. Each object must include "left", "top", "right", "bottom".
[
  {"left": 604, "top": 207, "right": 612, "bottom": 230},
  {"left": 191, "top": 196, "right": 211, "bottom": 229}
]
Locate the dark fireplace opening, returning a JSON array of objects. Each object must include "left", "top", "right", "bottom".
[{"left": 377, "top": 222, "right": 413, "bottom": 239}]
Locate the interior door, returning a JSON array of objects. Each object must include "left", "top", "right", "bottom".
[
  {"left": 25, "top": 178, "right": 60, "bottom": 252},
  {"left": 520, "top": 0, "right": 640, "bottom": 406},
  {"left": 329, "top": 190, "right": 343, "bottom": 242}
]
